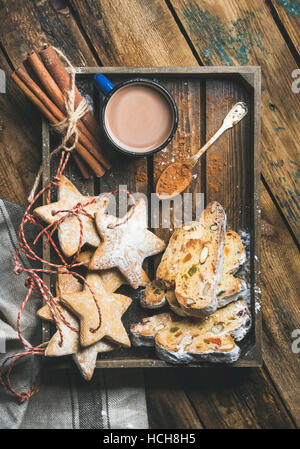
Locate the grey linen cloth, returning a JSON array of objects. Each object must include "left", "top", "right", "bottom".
[{"left": 0, "top": 199, "right": 148, "bottom": 429}]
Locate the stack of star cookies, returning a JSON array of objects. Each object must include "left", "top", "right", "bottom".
[{"left": 34, "top": 176, "right": 166, "bottom": 379}]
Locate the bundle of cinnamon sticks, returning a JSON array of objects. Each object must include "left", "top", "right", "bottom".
[{"left": 11, "top": 44, "right": 110, "bottom": 179}]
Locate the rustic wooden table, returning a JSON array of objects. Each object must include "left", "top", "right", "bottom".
[{"left": 0, "top": 0, "right": 299, "bottom": 429}]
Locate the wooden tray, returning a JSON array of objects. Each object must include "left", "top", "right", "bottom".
[{"left": 41, "top": 66, "right": 261, "bottom": 368}]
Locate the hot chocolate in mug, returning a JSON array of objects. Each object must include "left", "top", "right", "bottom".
[{"left": 94, "top": 74, "right": 178, "bottom": 157}]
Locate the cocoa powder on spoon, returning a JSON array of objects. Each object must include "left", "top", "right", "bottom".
[
  {"left": 156, "top": 102, "right": 248, "bottom": 200},
  {"left": 156, "top": 161, "right": 193, "bottom": 198}
]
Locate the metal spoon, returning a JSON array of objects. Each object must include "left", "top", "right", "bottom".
[{"left": 156, "top": 102, "right": 248, "bottom": 199}]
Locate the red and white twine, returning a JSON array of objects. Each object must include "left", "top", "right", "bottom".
[{"left": 0, "top": 146, "right": 136, "bottom": 403}]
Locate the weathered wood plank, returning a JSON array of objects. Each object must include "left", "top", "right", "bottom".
[
  {"left": 0, "top": 0, "right": 100, "bottom": 203},
  {"left": 0, "top": 0, "right": 97, "bottom": 66},
  {"left": 271, "top": 0, "right": 300, "bottom": 51},
  {"left": 145, "top": 369, "right": 203, "bottom": 429},
  {"left": 170, "top": 0, "right": 300, "bottom": 242},
  {"left": 260, "top": 182, "right": 300, "bottom": 426},
  {"left": 69, "top": 0, "right": 196, "bottom": 66},
  {"left": 174, "top": 367, "right": 295, "bottom": 428},
  {"left": 205, "top": 78, "right": 252, "bottom": 229},
  {"left": 0, "top": 49, "right": 40, "bottom": 205}
]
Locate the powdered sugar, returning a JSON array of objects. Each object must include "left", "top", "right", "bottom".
[
  {"left": 91, "top": 199, "right": 166, "bottom": 289},
  {"left": 238, "top": 230, "right": 261, "bottom": 314}
]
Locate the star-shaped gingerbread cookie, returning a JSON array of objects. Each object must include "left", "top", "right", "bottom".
[
  {"left": 76, "top": 250, "right": 150, "bottom": 288},
  {"left": 34, "top": 175, "right": 108, "bottom": 257},
  {"left": 38, "top": 258, "right": 149, "bottom": 320},
  {"left": 37, "top": 268, "right": 82, "bottom": 321},
  {"left": 60, "top": 273, "right": 132, "bottom": 347},
  {"left": 89, "top": 199, "right": 166, "bottom": 289},
  {"left": 37, "top": 271, "right": 117, "bottom": 380},
  {"left": 43, "top": 303, "right": 116, "bottom": 380}
]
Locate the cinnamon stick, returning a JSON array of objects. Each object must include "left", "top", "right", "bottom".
[
  {"left": 25, "top": 53, "right": 93, "bottom": 142},
  {"left": 39, "top": 44, "right": 101, "bottom": 141},
  {"left": 11, "top": 71, "right": 105, "bottom": 177},
  {"left": 16, "top": 66, "right": 109, "bottom": 170},
  {"left": 26, "top": 51, "right": 110, "bottom": 170},
  {"left": 27, "top": 50, "right": 65, "bottom": 111},
  {"left": 72, "top": 153, "right": 92, "bottom": 179}
]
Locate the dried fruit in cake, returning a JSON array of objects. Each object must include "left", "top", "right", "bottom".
[
  {"left": 140, "top": 280, "right": 167, "bottom": 309},
  {"left": 130, "top": 300, "right": 251, "bottom": 364}
]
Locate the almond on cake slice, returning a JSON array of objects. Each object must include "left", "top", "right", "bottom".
[{"left": 130, "top": 313, "right": 174, "bottom": 346}]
